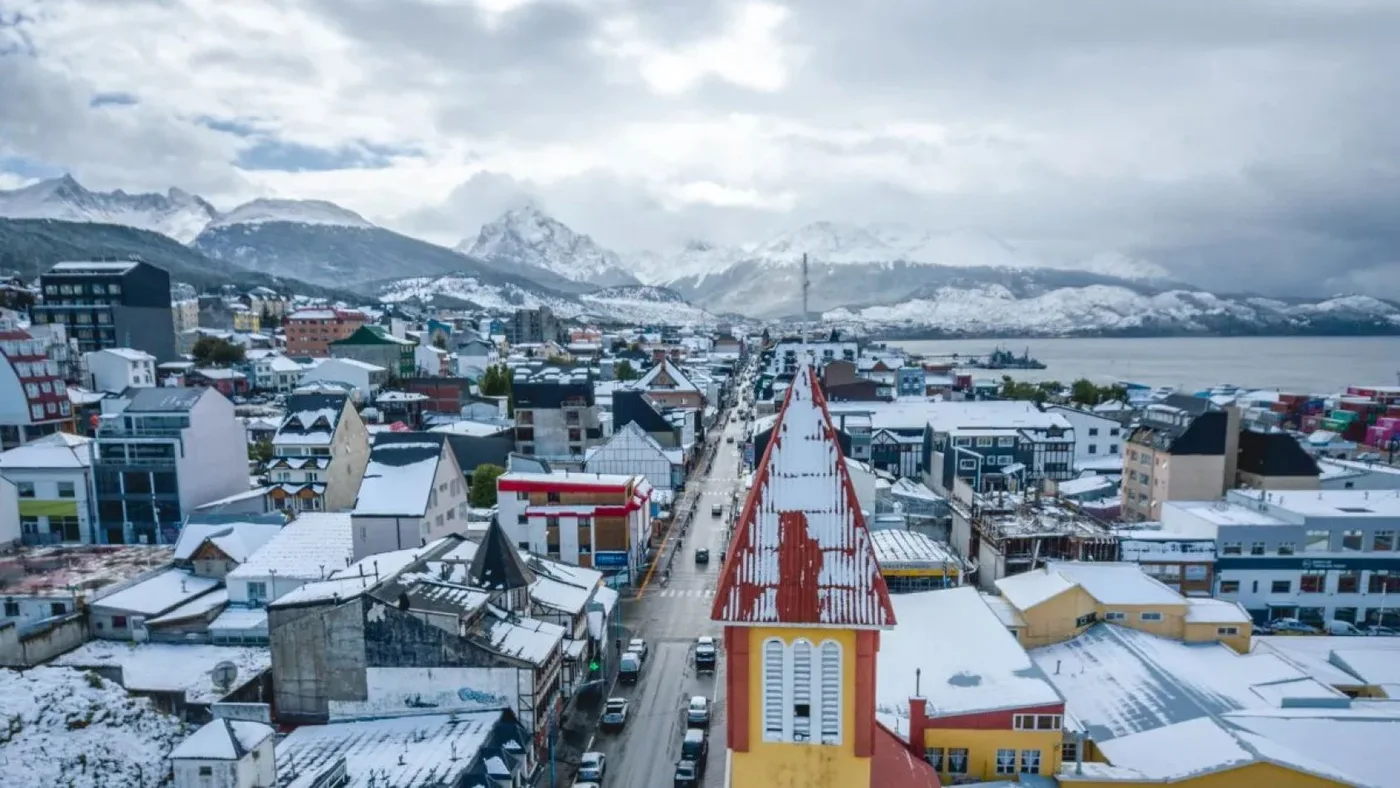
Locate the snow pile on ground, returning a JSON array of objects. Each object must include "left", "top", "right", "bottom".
[{"left": 0, "top": 667, "right": 189, "bottom": 787}]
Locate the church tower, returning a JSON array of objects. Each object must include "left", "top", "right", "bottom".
[{"left": 711, "top": 364, "right": 898, "bottom": 788}]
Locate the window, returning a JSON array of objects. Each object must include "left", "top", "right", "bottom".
[
  {"left": 112, "top": 615, "right": 128, "bottom": 629},
  {"left": 15, "top": 482, "right": 34, "bottom": 498},
  {"left": 1369, "top": 573, "right": 1400, "bottom": 594},
  {"left": 1088, "top": 427, "right": 1100, "bottom": 436},
  {"left": 946, "top": 749, "right": 969, "bottom": 774},
  {"left": 997, "top": 436, "right": 1015, "bottom": 447},
  {"left": 3, "top": 601, "right": 18, "bottom": 617},
  {"left": 547, "top": 491, "right": 561, "bottom": 503},
  {"left": 976, "top": 436, "right": 994, "bottom": 447},
  {"left": 516, "top": 491, "right": 529, "bottom": 501},
  {"left": 762, "top": 639, "right": 784, "bottom": 741},
  {"left": 198, "top": 766, "right": 213, "bottom": 777},
  {"left": 995, "top": 749, "right": 1017, "bottom": 775},
  {"left": 1342, "top": 530, "right": 1364, "bottom": 551},
  {"left": 1020, "top": 750, "right": 1042, "bottom": 774},
  {"left": 1140, "top": 611, "right": 1163, "bottom": 621},
  {"left": 1217, "top": 626, "right": 1239, "bottom": 636},
  {"left": 1062, "top": 742, "right": 1080, "bottom": 764},
  {"left": 925, "top": 748, "right": 944, "bottom": 772},
  {"left": 1271, "top": 580, "right": 1292, "bottom": 594},
  {"left": 517, "top": 514, "right": 527, "bottom": 526},
  {"left": 1375, "top": 530, "right": 1396, "bottom": 552},
  {"left": 792, "top": 640, "right": 812, "bottom": 741},
  {"left": 1110, "top": 444, "right": 1119, "bottom": 454},
  {"left": 1304, "top": 530, "right": 1330, "bottom": 552},
  {"left": 1300, "top": 574, "right": 1325, "bottom": 593},
  {"left": 1250, "top": 541, "right": 1266, "bottom": 556},
  {"left": 1334, "top": 607, "right": 1358, "bottom": 624},
  {"left": 1221, "top": 542, "right": 1242, "bottom": 556},
  {"left": 1220, "top": 580, "right": 1241, "bottom": 594},
  {"left": 958, "top": 459, "right": 977, "bottom": 471},
  {"left": 1075, "top": 612, "right": 1097, "bottom": 628},
  {"left": 1338, "top": 571, "right": 1361, "bottom": 594},
  {"left": 247, "top": 582, "right": 268, "bottom": 605},
  {"left": 1104, "top": 611, "right": 1126, "bottom": 621},
  {"left": 1088, "top": 445, "right": 1098, "bottom": 455},
  {"left": 819, "top": 641, "right": 841, "bottom": 744},
  {"left": 57, "top": 481, "right": 76, "bottom": 498},
  {"left": 1278, "top": 542, "right": 1295, "bottom": 556},
  {"left": 1013, "top": 714, "right": 1062, "bottom": 730}
]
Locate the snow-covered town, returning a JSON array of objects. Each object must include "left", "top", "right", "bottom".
[{"left": 0, "top": 258, "right": 1398, "bottom": 788}]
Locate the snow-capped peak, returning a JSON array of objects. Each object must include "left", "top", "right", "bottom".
[
  {"left": 207, "top": 198, "right": 374, "bottom": 231},
  {"left": 458, "top": 205, "right": 637, "bottom": 285},
  {"left": 0, "top": 174, "right": 218, "bottom": 243},
  {"left": 750, "top": 220, "right": 895, "bottom": 265}
]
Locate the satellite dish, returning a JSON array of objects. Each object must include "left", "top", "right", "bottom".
[{"left": 211, "top": 661, "right": 239, "bottom": 693}]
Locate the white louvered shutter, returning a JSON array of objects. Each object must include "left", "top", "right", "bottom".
[
  {"left": 820, "top": 641, "right": 842, "bottom": 744},
  {"left": 792, "top": 640, "right": 812, "bottom": 742},
  {"left": 763, "top": 639, "right": 785, "bottom": 741}
]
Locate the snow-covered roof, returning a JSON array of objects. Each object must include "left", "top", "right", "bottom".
[
  {"left": 1253, "top": 636, "right": 1400, "bottom": 688},
  {"left": 146, "top": 587, "right": 228, "bottom": 625},
  {"left": 1184, "top": 597, "right": 1252, "bottom": 624},
  {"left": 0, "top": 666, "right": 188, "bottom": 788},
  {"left": 276, "top": 711, "right": 502, "bottom": 788},
  {"left": 529, "top": 575, "right": 594, "bottom": 615},
  {"left": 209, "top": 605, "right": 268, "bottom": 634},
  {"left": 1045, "top": 561, "right": 1184, "bottom": 607},
  {"left": 869, "top": 529, "right": 961, "bottom": 569},
  {"left": 712, "top": 365, "right": 895, "bottom": 627},
  {"left": 89, "top": 568, "right": 220, "bottom": 616},
  {"left": 994, "top": 569, "right": 1076, "bottom": 611},
  {"left": 96, "top": 347, "right": 155, "bottom": 362},
  {"left": 270, "top": 539, "right": 451, "bottom": 608},
  {"left": 353, "top": 440, "right": 444, "bottom": 517},
  {"left": 430, "top": 419, "right": 511, "bottom": 437},
  {"left": 1030, "top": 624, "right": 1337, "bottom": 742},
  {"left": 52, "top": 641, "right": 270, "bottom": 704},
  {"left": 1056, "top": 475, "right": 1118, "bottom": 497},
  {"left": 227, "top": 512, "right": 354, "bottom": 583},
  {"left": 879, "top": 587, "right": 1061, "bottom": 725},
  {"left": 499, "top": 470, "right": 638, "bottom": 488},
  {"left": 0, "top": 430, "right": 93, "bottom": 469},
  {"left": 172, "top": 519, "right": 283, "bottom": 562},
  {"left": 479, "top": 607, "right": 564, "bottom": 666},
  {"left": 169, "top": 718, "right": 275, "bottom": 761}
]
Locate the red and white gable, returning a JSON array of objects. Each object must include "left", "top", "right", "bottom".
[{"left": 712, "top": 364, "right": 895, "bottom": 628}]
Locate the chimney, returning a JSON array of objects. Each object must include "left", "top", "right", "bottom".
[{"left": 907, "top": 695, "right": 928, "bottom": 759}]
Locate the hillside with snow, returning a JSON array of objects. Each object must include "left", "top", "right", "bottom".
[
  {"left": 823, "top": 285, "right": 1400, "bottom": 337},
  {"left": 0, "top": 667, "right": 190, "bottom": 788},
  {"left": 0, "top": 175, "right": 217, "bottom": 243},
  {"left": 458, "top": 206, "right": 640, "bottom": 286},
  {"left": 205, "top": 198, "right": 374, "bottom": 231},
  {"left": 378, "top": 276, "right": 715, "bottom": 325}
]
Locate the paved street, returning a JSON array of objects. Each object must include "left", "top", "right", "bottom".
[{"left": 584, "top": 403, "right": 749, "bottom": 788}]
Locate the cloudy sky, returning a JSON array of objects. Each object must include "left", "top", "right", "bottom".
[{"left": 2, "top": 0, "right": 1398, "bottom": 296}]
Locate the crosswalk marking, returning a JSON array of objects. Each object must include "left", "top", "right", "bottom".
[{"left": 652, "top": 588, "right": 717, "bottom": 598}]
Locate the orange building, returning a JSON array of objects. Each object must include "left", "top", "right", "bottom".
[
  {"left": 283, "top": 308, "right": 367, "bottom": 357},
  {"left": 711, "top": 364, "right": 939, "bottom": 788}
]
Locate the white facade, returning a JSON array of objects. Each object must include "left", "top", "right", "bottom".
[
  {"left": 584, "top": 422, "right": 675, "bottom": 492},
  {"left": 496, "top": 472, "right": 652, "bottom": 580},
  {"left": 0, "top": 432, "right": 94, "bottom": 544},
  {"left": 299, "top": 358, "right": 385, "bottom": 400},
  {"left": 0, "top": 476, "right": 17, "bottom": 548},
  {"left": 170, "top": 719, "right": 277, "bottom": 788},
  {"left": 1048, "top": 405, "right": 1124, "bottom": 465},
  {"left": 844, "top": 457, "right": 877, "bottom": 518},
  {"left": 414, "top": 343, "right": 448, "bottom": 376},
  {"left": 351, "top": 441, "right": 469, "bottom": 561},
  {"left": 86, "top": 348, "right": 157, "bottom": 392},
  {"left": 251, "top": 355, "right": 302, "bottom": 393}
]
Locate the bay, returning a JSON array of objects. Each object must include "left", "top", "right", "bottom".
[{"left": 892, "top": 336, "right": 1400, "bottom": 393}]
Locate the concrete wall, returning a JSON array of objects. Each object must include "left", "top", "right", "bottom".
[
  {"left": 1238, "top": 471, "right": 1320, "bottom": 491},
  {"left": 323, "top": 402, "right": 370, "bottom": 513},
  {"left": 0, "top": 611, "right": 89, "bottom": 667},
  {"left": 268, "top": 600, "right": 367, "bottom": 724}
]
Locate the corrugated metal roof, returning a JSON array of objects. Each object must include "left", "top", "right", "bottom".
[{"left": 711, "top": 364, "right": 895, "bottom": 628}]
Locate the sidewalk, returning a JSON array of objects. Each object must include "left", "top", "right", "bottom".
[{"left": 538, "top": 624, "right": 633, "bottom": 787}]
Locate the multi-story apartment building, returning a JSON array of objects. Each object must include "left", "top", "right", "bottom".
[
  {"left": 924, "top": 403, "right": 1075, "bottom": 493},
  {"left": 0, "top": 432, "right": 94, "bottom": 544},
  {"left": 85, "top": 348, "right": 157, "bottom": 393},
  {"left": 171, "top": 298, "right": 198, "bottom": 343},
  {"left": 512, "top": 369, "right": 604, "bottom": 464},
  {"left": 0, "top": 321, "right": 74, "bottom": 450},
  {"left": 283, "top": 307, "right": 367, "bottom": 357},
  {"left": 329, "top": 325, "right": 416, "bottom": 378},
  {"left": 349, "top": 431, "right": 470, "bottom": 561},
  {"left": 507, "top": 306, "right": 563, "bottom": 345},
  {"left": 244, "top": 287, "right": 290, "bottom": 321},
  {"left": 33, "top": 260, "right": 175, "bottom": 361},
  {"left": 91, "top": 387, "right": 248, "bottom": 544},
  {"left": 1166, "top": 490, "right": 1400, "bottom": 629},
  {"left": 763, "top": 338, "right": 858, "bottom": 376},
  {"left": 1121, "top": 394, "right": 1240, "bottom": 521},
  {"left": 497, "top": 470, "right": 653, "bottom": 582},
  {"left": 1047, "top": 405, "right": 1125, "bottom": 466},
  {"left": 266, "top": 393, "right": 370, "bottom": 513}
]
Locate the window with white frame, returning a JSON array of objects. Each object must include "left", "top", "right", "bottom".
[
  {"left": 1013, "top": 714, "right": 1062, "bottom": 731},
  {"left": 959, "top": 459, "right": 977, "bottom": 471},
  {"left": 1020, "top": 750, "right": 1042, "bottom": 774},
  {"left": 995, "top": 749, "right": 1016, "bottom": 774},
  {"left": 1140, "top": 611, "right": 1163, "bottom": 621},
  {"left": 1104, "top": 611, "right": 1126, "bottom": 621},
  {"left": 761, "top": 637, "right": 843, "bottom": 745}
]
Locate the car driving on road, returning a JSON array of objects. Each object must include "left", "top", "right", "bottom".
[
  {"left": 600, "top": 697, "right": 629, "bottom": 732},
  {"left": 695, "top": 547, "right": 709, "bottom": 564},
  {"left": 627, "top": 638, "right": 648, "bottom": 662},
  {"left": 577, "top": 752, "right": 606, "bottom": 783},
  {"left": 695, "top": 636, "right": 717, "bottom": 673}
]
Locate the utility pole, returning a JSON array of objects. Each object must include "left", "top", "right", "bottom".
[{"left": 800, "top": 252, "right": 811, "bottom": 363}]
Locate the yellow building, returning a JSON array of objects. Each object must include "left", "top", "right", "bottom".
[
  {"left": 870, "top": 528, "right": 963, "bottom": 592},
  {"left": 710, "top": 366, "right": 939, "bottom": 788}
]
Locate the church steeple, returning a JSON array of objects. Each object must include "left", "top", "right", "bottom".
[{"left": 469, "top": 517, "right": 535, "bottom": 611}]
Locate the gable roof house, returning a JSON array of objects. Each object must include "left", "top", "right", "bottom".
[
  {"left": 266, "top": 393, "right": 371, "bottom": 513},
  {"left": 612, "top": 388, "right": 696, "bottom": 452},
  {"left": 584, "top": 420, "right": 681, "bottom": 492},
  {"left": 1236, "top": 428, "right": 1321, "bottom": 491},
  {"left": 635, "top": 358, "right": 704, "bottom": 409},
  {"left": 350, "top": 432, "right": 470, "bottom": 561},
  {"left": 267, "top": 536, "right": 565, "bottom": 766}
]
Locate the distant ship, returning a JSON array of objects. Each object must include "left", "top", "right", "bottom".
[{"left": 967, "top": 346, "right": 1047, "bottom": 370}]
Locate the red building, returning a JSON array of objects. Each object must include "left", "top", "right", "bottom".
[
  {"left": 284, "top": 308, "right": 367, "bottom": 357},
  {"left": 0, "top": 322, "right": 75, "bottom": 450}
]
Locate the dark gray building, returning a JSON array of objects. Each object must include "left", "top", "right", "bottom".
[
  {"left": 34, "top": 260, "right": 176, "bottom": 361},
  {"left": 507, "top": 306, "right": 563, "bottom": 345}
]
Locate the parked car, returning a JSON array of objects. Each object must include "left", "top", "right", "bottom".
[
  {"left": 695, "top": 636, "right": 717, "bottom": 673},
  {"left": 1325, "top": 619, "right": 1364, "bottom": 636},
  {"left": 1362, "top": 624, "right": 1399, "bottom": 636},
  {"left": 687, "top": 695, "right": 710, "bottom": 728},
  {"left": 726, "top": 435, "right": 735, "bottom": 443},
  {"left": 1268, "top": 617, "right": 1321, "bottom": 635},
  {"left": 573, "top": 783, "right": 600, "bottom": 788},
  {"left": 620, "top": 652, "right": 642, "bottom": 684},
  {"left": 681, "top": 728, "right": 709, "bottom": 775},
  {"left": 628, "top": 638, "right": 649, "bottom": 662},
  {"left": 577, "top": 752, "right": 606, "bottom": 783},
  {"left": 673, "top": 760, "right": 699, "bottom": 788},
  {"left": 601, "top": 697, "right": 629, "bottom": 731},
  {"left": 695, "top": 547, "right": 710, "bottom": 565},
  {"left": 711, "top": 504, "right": 723, "bottom": 517}
]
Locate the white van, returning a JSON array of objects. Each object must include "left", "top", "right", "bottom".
[{"left": 1325, "top": 619, "right": 1363, "bottom": 636}]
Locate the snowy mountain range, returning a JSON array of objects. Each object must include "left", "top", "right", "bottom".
[
  {"left": 457, "top": 205, "right": 640, "bottom": 287},
  {"left": 0, "top": 175, "right": 216, "bottom": 243},
  {"left": 378, "top": 275, "right": 715, "bottom": 325}
]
